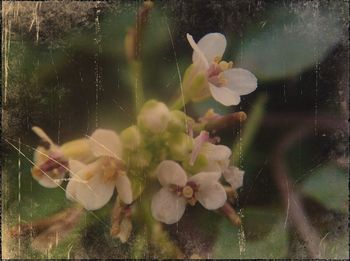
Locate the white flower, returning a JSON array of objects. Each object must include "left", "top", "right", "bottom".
[
  {"left": 190, "top": 131, "right": 231, "bottom": 172},
  {"left": 151, "top": 160, "right": 226, "bottom": 224},
  {"left": 31, "top": 126, "right": 68, "bottom": 188},
  {"left": 137, "top": 100, "right": 171, "bottom": 134},
  {"left": 31, "top": 126, "right": 96, "bottom": 188},
  {"left": 186, "top": 33, "right": 257, "bottom": 106},
  {"left": 66, "top": 129, "right": 132, "bottom": 210},
  {"left": 223, "top": 166, "right": 245, "bottom": 190}
]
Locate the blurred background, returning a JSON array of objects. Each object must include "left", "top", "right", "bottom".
[{"left": 2, "top": 0, "right": 349, "bottom": 259}]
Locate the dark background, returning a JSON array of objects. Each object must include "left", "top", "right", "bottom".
[{"left": 2, "top": 0, "right": 348, "bottom": 258}]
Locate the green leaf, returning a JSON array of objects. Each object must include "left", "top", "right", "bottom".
[
  {"left": 232, "top": 94, "right": 267, "bottom": 166},
  {"left": 213, "top": 208, "right": 288, "bottom": 259},
  {"left": 300, "top": 164, "right": 348, "bottom": 212},
  {"left": 237, "top": 2, "right": 346, "bottom": 81}
]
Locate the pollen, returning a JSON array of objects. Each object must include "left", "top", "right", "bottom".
[
  {"left": 84, "top": 171, "right": 94, "bottom": 180},
  {"left": 213, "top": 56, "right": 222, "bottom": 63},
  {"left": 182, "top": 185, "right": 194, "bottom": 198},
  {"left": 219, "top": 60, "right": 233, "bottom": 71}
]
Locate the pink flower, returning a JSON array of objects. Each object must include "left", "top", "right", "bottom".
[
  {"left": 151, "top": 160, "right": 226, "bottom": 224},
  {"left": 186, "top": 33, "right": 257, "bottom": 106}
]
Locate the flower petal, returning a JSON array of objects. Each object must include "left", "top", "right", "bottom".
[
  {"left": 34, "top": 171, "right": 64, "bottom": 188},
  {"left": 151, "top": 187, "right": 187, "bottom": 224},
  {"left": 68, "top": 159, "right": 87, "bottom": 175},
  {"left": 116, "top": 218, "right": 132, "bottom": 243},
  {"left": 32, "top": 126, "right": 55, "bottom": 146},
  {"left": 223, "top": 166, "right": 245, "bottom": 190},
  {"left": 89, "top": 129, "right": 123, "bottom": 159},
  {"left": 223, "top": 68, "right": 258, "bottom": 95},
  {"left": 115, "top": 174, "right": 133, "bottom": 204},
  {"left": 194, "top": 33, "right": 227, "bottom": 64},
  {"left": 33, "top": 146, "right": 49, "bottom": 165},
  {"left": 186, "top": 33, "right": 209, "bottom": 70},
  {"left": 203, "top": 143, "right": 231, "bottom": 162},
  {"left": 188, "top": 171, "right": 221, "bottom": 187},
  {"left": 190, "top": 131, "right": 209, "bottom": 166},
  {"left": 66, "top": 177, "right": 78, "bottom": 201},
  {"left": 156, "top": 160, "right": 187, "bottom": 187},
  {"left": 209, "top": 83, "right": 241, "bottom": 106},
  {"left": 74, "top": 163, "right": 115, "bottom": 210},
  {"left": 196, "top": 182, "right": 227, "bottom": 210}
]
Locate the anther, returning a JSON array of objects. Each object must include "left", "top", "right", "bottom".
[{"left": 182, "top": 185, "right": 194, "bottom": 199}]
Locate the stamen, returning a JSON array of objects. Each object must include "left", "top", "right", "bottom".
[
  {"left": 218, "top": 60, "right": 233, "bottom": 71},
  {"left": 214, "top": 56, "right": 222, "bottom": 63},
  {"left": 182, "top": 185, "right": 194, "bottom": 199},
  {"left": 190, "top": 131, "right": 210, "bottom": 166}
]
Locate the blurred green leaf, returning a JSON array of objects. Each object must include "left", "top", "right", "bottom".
[
  {"left": 213, "top": 208, "right": 287, "bottom": 258},
  {"left": 237, "top": 2, "right": 345, "bottom": 81},
  {"left": 320, "top": 234, "right": 349, "bottom": 259},
  {"left": 232, "top": 94, "right": 267, "bottom": 167},
  {"left": 300, "top": 164, "right": 348, "bottom": 212}
]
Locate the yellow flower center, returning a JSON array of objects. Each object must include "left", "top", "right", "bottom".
[
  {"left": 182, "top": 185, "right": 194, "bottom": 199},
  {"left": 101, "top": 158, "right": 125, "bottom": 183}
]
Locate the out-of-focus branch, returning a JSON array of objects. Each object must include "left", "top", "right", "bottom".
[
  {"left": 271, "top": 115, "right": 346, "bottom": 258},
  {"left": 263, "top": 113, "right": 347, "bottom": 129},
  {"left": 125, "top": 0, "right": 154, "bottom": 62},
  {"left": 10, "top": 206, "right": 83, "bottom": 252},
  {"left": 232, "top": 95, "right": 267, "bottom": 166},
  {"left": 125, "top": 1, "right": 153, "bottom": 113},
  {"left": 205, "top": 111, "right": 247, "bottom": 132},
  {"left": 10, "top": 206, "right": 83, "bottom": 238},
  {"left": 219, "top": 202, "right": 241, "bottom": 226}
]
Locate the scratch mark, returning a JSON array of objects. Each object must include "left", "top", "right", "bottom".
[
  {"left": 86, "top": 134, "right": 122, "bottom": 161},
  {"left": 18, "top": 138, "right": 21, "bottom": 256},
  {"left": 165, "top": 17, "right": 189, "bottom": 134},
  {"left": 284, "top": 179, "right": 290, "bottom": 228}
]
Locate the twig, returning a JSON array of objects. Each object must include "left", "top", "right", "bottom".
[
  {"left": 205, "top": 112, "right": 247, "bottom": 132},
  {"left": 271, "top": 114, "right": 346, "bottom": 258},
  {"left": 219, "top": 202, "right": 241, "bottom": 226}
]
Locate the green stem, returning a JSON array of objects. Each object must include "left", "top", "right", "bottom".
[
  {"left": 232, "top": 94, "right": 267, "bottom": 166},
  {"left": 129, "top": 60, "right": 144, "bottom": 114},
  {"left": 170, "top": 94, "right": 189, "bottom": 110}
]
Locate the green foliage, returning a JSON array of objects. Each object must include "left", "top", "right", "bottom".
[
  {"left": 236, "top": 2, "right": 346, "bottom": 81},
  {"left": 232, "top": 94, "right": 267, "bottom": 167},
  {"left": 300, "top": 164, "right": 348, "bottom": 212},
  {"left": 213, "top": 208, "right": 288, "bottom": 259}
]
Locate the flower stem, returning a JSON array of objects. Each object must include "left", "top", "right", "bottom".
[
  {"left": 231, "top": 94, "right": 267, "bottom": 166},
  {"left": 170, "top": 94, "right": 189, "bottom": 110},
  {"left": 128, "top": 60, "right": 144, "bottom": 113}
]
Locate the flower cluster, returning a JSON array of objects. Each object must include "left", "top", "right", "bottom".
[{"left": 30, "top": 33, "right": 256, "bottom": 243}]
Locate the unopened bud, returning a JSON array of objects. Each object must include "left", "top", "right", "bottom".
[
  {"left": 61, "top": 138, "right": 95, "bottom": 163},
  {"left": 121, "top": 125, "right": 142, "bottom": 151},
  {"left": 166, "top": 133, "right": 193, "bottom": 161},
  {"left": 167, "top": 110, "right": 195, "bottom": 133},
  {"left": 137, "top": 100, "right": 170, "bottom": 134},
  {"left": 182, "top": 153, "right": 208, "bottom": 174},
  {"left": 182, "top": 65, "right": 210, "bottom": 102}
]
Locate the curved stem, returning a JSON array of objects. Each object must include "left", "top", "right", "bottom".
[
  {"left": 170, "top": 94, "right": 189, "bottom": 110},
  {"left": 271, "top": 114, "right": 347, "bottom": 258}
]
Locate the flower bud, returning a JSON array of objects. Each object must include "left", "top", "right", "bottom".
[
  {"left": 182, "top": 153, "right": 208, "bottom": 174},
  {"left": 167, "top": 110, "right": 195, "bottom": 133},
  {"left": 165, "top": 133, "right": 193, "bottom": 161},
  {"left": 182, "top": 64, "right": 210, "bottom": 102},
  {"left": 137, "top": 100, "right": 170, "bottom": 134},
  {"left": 120, "top": 125, "right": 142, "bottom": 151},
  {"left": 60, "top": 138, "right": 95, "bottom": 163},
  {"left": 131, "top": 149, "right": 152, "bottom": 169}
]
